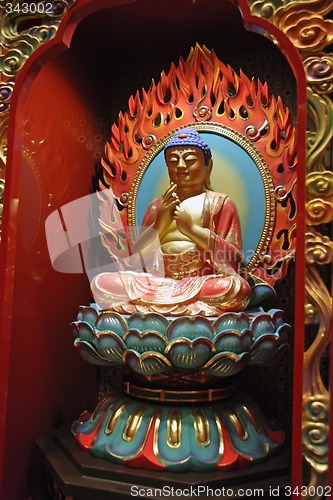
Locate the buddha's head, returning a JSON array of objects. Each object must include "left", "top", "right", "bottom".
[{"left": 164, "top": 128, "right": 213, "bottom": 190}]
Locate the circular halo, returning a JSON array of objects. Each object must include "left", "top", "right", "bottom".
[{"left": 127, "top": 122, "right": 275, "bottom": 274}]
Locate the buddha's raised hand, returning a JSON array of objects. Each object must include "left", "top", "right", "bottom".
[
  {"left": 173, "top": 204, "right": 194, "bottom": 235},
  {"left": 153, "top": 182, "right": 180, "bottom": 238}
]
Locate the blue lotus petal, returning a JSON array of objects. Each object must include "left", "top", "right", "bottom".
[
  {"left": 202, "top": 352, "right": 250, "bottom": 377},
  {"left": 99, "top": 402, "right": 156, "bottom": 461},
  {"left": 95, "top": 332, "right": 126, "bottom": 363},
  {"left": 250, "top": 314, "right": 275, "bottom": 339},
  {"left": 95, "top": 312, "right": 127, "bottom": 337},
  {"left": 127, "top": 313, "right": 169, "bottom": 335},
  {"left": 274, "top": 343, "right": 289, "bottom": 359},
  {"left": 268, "top": 309, "right": 285, "bottom": 329},
  {"left": 275, "top": 324, "right": 291, "bottom": 344},
  {"left": 249, "top": 334, "right": 280, "bottom": 364},
  {"left": 165, "top": 337, "right": 215, "bottom": 369},
  {"left": 214, "top": 329, "right": 254, "bottom": 354},
  {"left": 123, "top": 330, "right": 167, "bottom": 354},
  {"left": 77, "top": 305, "right": 99, "bottom": 326},
  {"left": 74, "top": 339, "right": 113, "bottom": 366},
  {"left": 71, "top": 321, "right": 95, "bottom": 343},
  {"left": 167, "top": 316, "right": 215, "bottom": 341},
  {"left": 214, "top": 312, "right": 250, "bottom": 333},
  {"left": 123, "top": 350, "right": 172, "bottom": 375},
  {"left": 72, "top": 307, "right": 291, "bottom": 374}
]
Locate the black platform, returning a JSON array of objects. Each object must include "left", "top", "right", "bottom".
[{"left": 36, "top": 425, "right": 291, "bottom": 499}]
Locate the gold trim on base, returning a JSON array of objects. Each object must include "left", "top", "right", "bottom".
[{"left": 122, "top": 379, "right": 236, "bottom": 403}]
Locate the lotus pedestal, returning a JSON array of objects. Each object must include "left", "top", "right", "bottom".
[{"left": 72, "top": 306, "right": 289, "bottom": 472}]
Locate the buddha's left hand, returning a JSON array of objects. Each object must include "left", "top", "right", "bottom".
[{"left": 174, "top": 205, "right": 194, "bottom": 234}]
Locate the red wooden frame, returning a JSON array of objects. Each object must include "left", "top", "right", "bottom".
[{"left": 0, "top": 0, "right": 306, "bottom": 496}]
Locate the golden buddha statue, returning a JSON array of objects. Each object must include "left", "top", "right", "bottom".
[{"left": 91, "top": 128, "right": 251, "bottom": 315}]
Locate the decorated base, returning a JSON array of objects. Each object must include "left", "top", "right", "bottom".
[
  {"left": 72, "top": 389, "right": 284, "bottom": 472},
  {"left": 37, "top": 425, "right": 291, "bottom": 499},
  {"left": 72, "top": 307, "right": 288, "bottom": 472}
]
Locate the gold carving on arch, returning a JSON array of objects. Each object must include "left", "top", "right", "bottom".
[
  {"left": 0, "top": 0, "right": 77, "bottom": 238},
  {"left": 249, "top": 0, "right": 333, "bottom": 495}
]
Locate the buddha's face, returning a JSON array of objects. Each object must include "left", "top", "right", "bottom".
[{"left": 166, "top": 147, "right": 210, "bottom": 190}]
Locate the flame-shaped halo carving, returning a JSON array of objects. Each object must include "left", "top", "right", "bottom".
[{"left": 100, "top": 44, "right": 297, "bottom": 289}]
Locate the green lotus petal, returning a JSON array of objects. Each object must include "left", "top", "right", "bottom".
[
  {"left": 74, "top": 339, "right": 113, "bottom": 366},
  {"left": 167, "top": 316, "right": 214, "bottom": 341},
  {"left": 95, "top": 332, "right": 126, "bottom": 363},
  {"left": 123, "top": 350, "right": 172, "bottom": 375},
  {"left": 213, "top": 329, "right": 254, "bottom": 354},
  {"left": 95, "top": 312, "right": 127, "bottom": 337},
  {"left": 268, "top": 309, "right": 285, "bottom": 328},
  {"left": 275, "top": 324, "right": 291, "bottom": 344},
  {"left": 248, "top": 334, "right": 281, "bottom": 364},
  {"left": 250, "top": 314, "right": 275, "bottom": 339},
  {"left": 127, "top": 312, "right": 169, "bottom": 335},
  {"left": 71, "top": 321, "right": 95, "bottom": 343},
  {"left": 123, "top": 329, "right": 167, "bottom": 354},
  {"left": 165, "top": 337, "right": 215, "bottom": 369},
  {"left": 274, "top": 343, "right": 289, "bottom": 359},
  {"left": 214, "top": 312, "right": 250, "bottom": 334},
  {"left": 77, "top": 305, "right": 99, "bottom": 326},
  {"left": 202, "top": 352, "right": 249, "bottom": 377}
]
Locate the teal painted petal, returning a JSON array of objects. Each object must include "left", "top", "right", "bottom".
[
  {"left": 77, "top": 305, "right": 99, "bottom": 326},
  {"left": 156, "top": 407, "right": 191, "bottom": 468},
  {"left": 165, "top": 337, "right": 215, "bottom": 369},
  {"left": 188, "top": 408, "right": 222, "bottom": 469},
  {"left": 72, "top": 394, "right": 118, "bottom": 434},
  {"left": 275, "top": 324, "right": 291, "bottom": 344},
  {"left": 249, "top": 334, "right": 280, "bottom": 364},
  {"left": 123, "top": 350, "right": 172, "bottom": 376},
  {"left": 250, "top": 314, "right": 275, "bottom": 339},
  {"left": 95, "top": 312, "right": 127, "bottom": 337},
  {"left": 221, "top": 398, "right": 283, "bottom": 459},
  {"left": 127, "top": 312, "right": 169, "bottom": 335},
  {"left": 214, "top": 312, "right": 250, "bottom": 334},
  {"left": 214, "top": 329, "right": 254, "bottom": 354},
  {"left": 268, "top": 309, "right": 285, "bottom": 328},
  {"left": 95, "top": 332, "right": 126, "bottom": 363},
  {"left": 71, "top": 321, "right": 95, "bottom": 343},
  {"left": 167, "top": 316, "right": 215, "bottom": 341},
  {"left": 97, "top": 402, "right": 156, "bottom": 461},
  {"left": 74, "top": 339, "right": 113, "bottom": 366},
  {"left": 202, "top": 352, "right": 249, "bottom": 377},
  {"left": 123, "top": 330, "right": 167, "bottom": 354}
]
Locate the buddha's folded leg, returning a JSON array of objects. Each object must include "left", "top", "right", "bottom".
[
  {"left": 90, "top": 272, "right": 129, "bottom": 308},
  {"left": 199, "top": 275, "right": 251, "bottom": 310},
  {"left": 91, "top": 272, "right": 251, "bottom": 312}
]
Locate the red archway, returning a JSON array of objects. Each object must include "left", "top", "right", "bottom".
[{"left": 0, "top": 0, "right": 306, "bottom": 496}]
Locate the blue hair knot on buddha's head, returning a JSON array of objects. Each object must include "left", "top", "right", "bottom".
[{"left": 164, "top": 128, "right": 212, "bottom": 166}]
